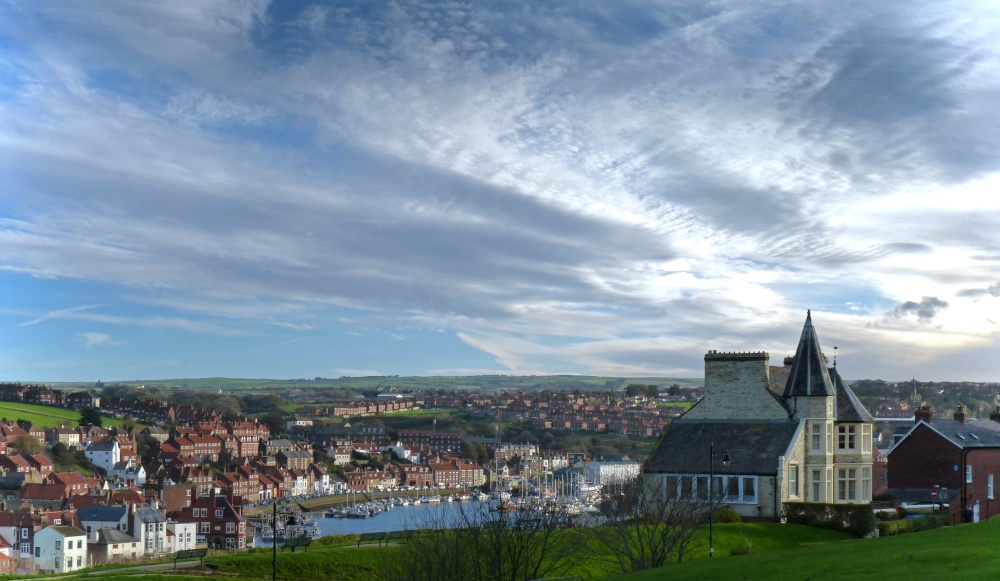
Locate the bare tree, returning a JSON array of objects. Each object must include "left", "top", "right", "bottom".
[
  {"left": 593, "top": 475, "right": 711, "bottom": 573},
  {"left": 389, "top": 500, "right": 581, "bottom": 581}
]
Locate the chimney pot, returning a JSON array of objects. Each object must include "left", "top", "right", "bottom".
[
  {"left": 954, "top": 404, "right": 970, "bottom": 424},
  {"left": 915, "top": 404, "right": 933, "bottom": 424}
]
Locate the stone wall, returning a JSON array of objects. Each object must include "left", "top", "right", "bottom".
[{"left": 684, "top": 351, "right": 788, "bottom": 420}]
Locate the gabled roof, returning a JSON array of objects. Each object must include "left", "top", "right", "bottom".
[
  {"left": 644, "top": 419, "right": 800, "bottom": 476},
  {"left": 783, "top": 311, "right": 834, "bottom": 398},
  {"left": 77, "top": 506, "right": 128, "bottom": 521},
  {"left": 134, "top": 506, "right": 165, "bottom": 523},
  {"left": 890, "top": 419, "right": 1000, "bottom": 452},
  {"left": 42, "top": 525, "right": 86, "bottom": 538},
  {"left": 93, "top": 527, "right": 137, "bottom": 545}
]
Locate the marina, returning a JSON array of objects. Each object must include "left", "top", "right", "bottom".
[{"left": 251, "top": 491, "right": 603, "bottom": 546}]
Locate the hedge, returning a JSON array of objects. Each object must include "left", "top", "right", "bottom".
[
  {"left": 783, "top": 502, "right": 875, "bottom": 537},
  {"left": 876, "top": 513, "right": 950, "bottom": 536}
]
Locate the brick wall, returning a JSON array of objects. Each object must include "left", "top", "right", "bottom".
[{"left": 886, "top": 423, "right": 961, "bottom": 490}]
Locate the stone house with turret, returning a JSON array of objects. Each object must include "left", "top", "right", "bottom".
[{"left": 645, "top": 311, "right": 874, "bottom": 521}]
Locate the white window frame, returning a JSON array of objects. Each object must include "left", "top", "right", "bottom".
[
  {"left": 811, "top": 469, "right": 822, "bottom": 502},
  {"left": 665, "top": 473, "right": 758, "bottom": 504},
  {"left": 990, "top": 474, "right": 995, "bottom": 500},
  {"left": 789, "top": 465, "right": 799, "bottom": 498},
  {"left": 837, "top": 468, "right": 858, "bottom": 502},
  {"left": 838, "top": 425, "right": 857, "bottom": 451},
  {"left": 967, "top": 465, "right": 973, "bottom": 484}
]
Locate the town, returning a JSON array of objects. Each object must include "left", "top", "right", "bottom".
[{"left": 0, "top": 319, "right": 997, "bottom": 575}]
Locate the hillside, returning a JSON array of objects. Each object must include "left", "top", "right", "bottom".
[
  {"left": 0, "top": 401, "right": 130, "bottom": 429},
  {"left": 47, "top": 375, "right": 705, "bottom": 394},
  {"left": 614, "top": 518, "right": 1000, "bottom": 581}
]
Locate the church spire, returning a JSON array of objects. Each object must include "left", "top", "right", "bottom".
[{"left": 783, "top": 310, "right": 834, "bottom": 398}]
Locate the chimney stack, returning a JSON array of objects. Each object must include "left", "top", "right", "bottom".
[
  {"left": 954, "top": 404, "right": 971, "bottom": 424},
  {"left": 915, "top": 404, "right": 933, "bottom": 424},
  {"left": 990, "top": 406, "right": 1000, "bottom": 423}
]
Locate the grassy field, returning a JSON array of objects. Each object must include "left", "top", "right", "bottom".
[
  {"left": 200, "top": 519, "right": 1000, "bottom": 581},
  {"left": 0, "top": 401, "right": 130, "bottom": 429},
  {"left": 614, "top": 517, "right": 1000, "bottom": 581},
  {"left": 15, "top": 513, "right": 999, "bottom": 581},
  {"left": 56, "top": 523, "right": 847, "bottom": 581}
]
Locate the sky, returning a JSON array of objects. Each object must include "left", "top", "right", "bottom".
[{"left": 2, "top": 1, "right": 1000, "bottom": 383}]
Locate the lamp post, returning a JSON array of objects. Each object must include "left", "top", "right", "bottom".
[
  {"left": 709, "top": 443, "right": 731, "bottom": 558},
  {"left": 271, "top": 499, "right": 300, "bottom": 581}
]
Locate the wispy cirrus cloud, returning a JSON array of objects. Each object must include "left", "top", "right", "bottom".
[{"left": 2, "top": 1, "right": 1000, "bottom": 381}]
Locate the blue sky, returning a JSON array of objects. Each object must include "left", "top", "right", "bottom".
[{"left": 2, "top": 1, "right": 1000, "bottom": 382}]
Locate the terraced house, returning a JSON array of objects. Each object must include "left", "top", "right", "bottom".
[{"left": 645, "top": 312, "right": 875, "bottom": 521}]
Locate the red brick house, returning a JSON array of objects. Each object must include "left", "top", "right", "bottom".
[
  {"left": 887, "top": 405, "right": 1000, "bottom": 522},
  {"left": 398, "top": 430, "right": 463, "bottom": 453},
  {"left": 398, "top": 465, "right": 433, "bottom": 488},
  {"left": 174, "top": 490, "right": 246, "bottom": 551},
  {"left": 0, "top": 454, "right": 31, "bottom": 476}
]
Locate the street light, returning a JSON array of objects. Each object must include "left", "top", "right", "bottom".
[
  {"left": 272, "top": 500, "right": 301, "bottom": 581},
  {"left": 708, "top": 443, "right": 731, "bottom": 558}
]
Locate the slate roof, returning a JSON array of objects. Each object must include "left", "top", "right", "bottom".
[
  {"left": 905, "top": 419, "right": 1000, "bottom": 449},
  {"left": 644, "top": 419, "right": 800, "bottom": 476},
  {"left": 87, "top": 441, "right": 117, "bottom": 452},
  {"left": 279, "top": 450, "right": 313, "bottom": 459},
  {"left": 93, "top": 527, "right": 137, "bottom": 545},
  {"left": 831, "top": 368, "right": 874, "bottom": 423},
  {"left": 135, "top": 505, "right": 166, "bottom": 523},
  {"left": 45, "top": 525, "right": 86, "bottom": 538},
  {"left": 77, "top": 506, "right": 128, "bottom": 521},
  {"left": 783, "top": 311, "right": 834, "bottom": 398}
]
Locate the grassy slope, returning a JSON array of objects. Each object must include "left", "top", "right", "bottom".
[
  {"left": 615, "top": 519, "right": 1000, "bottom": 581},
  {"left": 0, "top": 401, "right": 130, "bottom": 429},
  {"left": 189, "top": 524, "right": 848, "bottom": 581}
]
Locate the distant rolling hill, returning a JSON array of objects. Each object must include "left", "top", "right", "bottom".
[{"left": 47, "top": 375, "right": 704, "bottom": 393}]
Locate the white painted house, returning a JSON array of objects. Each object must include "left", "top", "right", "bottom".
[
  {"left": 88, "top": 527, "right": 142, "bottom": 565},
  {"left": 33, "top": 526, "right": 88, "bottom": 573},
  {"left": 166, "top": 521, "right": 197, "bottom": 553},
  {"left": 84, "top": 440, "right": 120, "bottom": 473}
]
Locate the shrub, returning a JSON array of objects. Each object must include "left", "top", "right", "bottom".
[
  {"left": 783, "top": 502, "right": 875, "bottom": 537},
  {"left": 713, "top": 507, "right": 742, "bottom": 523},
  {"left": 728, "top": 536, "right": 752, "bottom": 556},
  {"left": 876, "top": 513, "right": 950, "bottom": 536}
]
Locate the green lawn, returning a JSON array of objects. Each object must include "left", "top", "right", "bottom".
[
  {"left": 133, "top": 523, "right": 847, "bottom": 581},
  {"left": 614, "top": 518, "right": 1000, "bottom": 581},
  {"left": 0, "top": 401, "right": 134, "bottom": 429},
  {"left": 10, "top": 520, "right": 939, "bottom": 581}
]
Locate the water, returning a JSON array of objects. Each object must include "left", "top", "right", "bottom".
[
  {"left": 318, "top": 501, "right": 485, "bottom": 535},
  {"left": 254, "top": 500, "right": 492, "bottom": 547}
]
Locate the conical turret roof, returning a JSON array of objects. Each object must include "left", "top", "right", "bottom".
[{"left": 783, "top": 311, "right": 834, "bottom": 397}]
